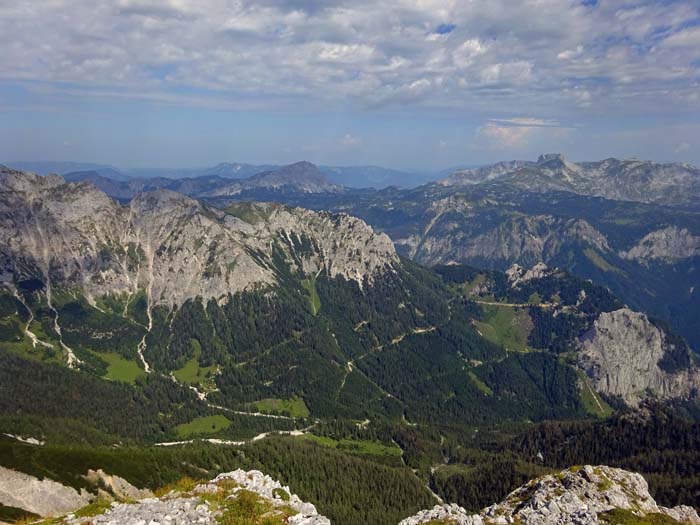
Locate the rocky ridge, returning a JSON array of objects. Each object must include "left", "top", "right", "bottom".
[
  {"left": 400, "top": 465, "right": 700, "bottom": 525},
  {"left": 0, "top": 167, "right": 396, "bottom": 312},
  {"left": 441, "top": 154, "right": 700, "bottom": 206},
  {"left": 45, "top": 469, "right": 329, "bottom": 525},
  {"left": 0, "top": 465, "right": 151, "bottom": 519},
  {"left": 399, "top": 211, "right": 610, "bottom": 267}
]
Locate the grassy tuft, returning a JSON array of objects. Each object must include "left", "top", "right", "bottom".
[
  {"left": 154, "top": 476, "right": 203, "bottom": 497},
  {"left": 599, "top": 508, "right": 680, "bottom": 525}
]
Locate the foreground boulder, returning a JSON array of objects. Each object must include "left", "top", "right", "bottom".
[
  {"left": 30, "top": 469, "right": 329, "bottom": 525},
  {"left": 401, "top": 465, "right": 699, "bottom": 525}
]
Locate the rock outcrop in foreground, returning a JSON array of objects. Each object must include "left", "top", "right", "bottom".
[
  {"left": 6, "top": 466, "right": 698, "bottom": 524},
  {"left": 36, "top": 469, "right": 329, "bottom": 525},
  {"left": 401, "top": 465, "right": 699, "bottom": 525}
]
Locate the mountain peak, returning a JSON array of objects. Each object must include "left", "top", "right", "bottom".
[
  {"left": 537, "top": 153, "right": 567, "bottom": 164},
  {"left": 287, "top": 160, "right": 317, "bottom": 169},
  {"left": 269, "top": 160, "right": 326, "bottom": 180},
  {"left": 241, "top": 161, "right": 342, "bottom": 193},
  {"left": 0, "top": 164, "right": 64, "bottom": 192}
]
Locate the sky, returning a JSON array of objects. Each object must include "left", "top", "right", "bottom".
[{"left": 1, "top": 0, "right": 699, "bottom": 171}]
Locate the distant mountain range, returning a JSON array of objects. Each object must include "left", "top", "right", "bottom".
[
  {"left": 5, "top": 161, "right": 130, "bottom": 181},
  {"left": 3, "top": 160, "right": 433, "bottom": 189},
  {"left": 442, "top": 153, "right": 700, "bottom": 206},
  {"left": 59, "top": 161, "right": 344, "bottom": 200},
  {"left": 8, "top": 154, "right": 699, "bottom": 203}
]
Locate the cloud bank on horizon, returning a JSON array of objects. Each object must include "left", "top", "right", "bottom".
[{"left": 1, "top": 0, "right": 699, "bottom": 168}]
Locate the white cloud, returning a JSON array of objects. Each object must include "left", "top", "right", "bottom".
[
  {"left": 452, "top": 38, "right": 486, "bottom": 67},
  {"left": 489, "top": 118, "right": 562, "bottom": 127},
  {"left": 675, "top": 141, "right": 691, "bottom": 153},
  {"left": 317, "top": 43, "right": 375, "bottom": 63},
  {"left": 661, "top": 27, "right": 700, "bottom": 48},
  {"left": 557, "top": 45, "right": 583, "bottom": 61},
  {"left": 478, "top": 122, "right": 535, "bottom": 147},
  {"left": 340, "top": 133, "right": 361, "bottom": 147},
  {"left": 0, "top": 0, "right": 698, "bottom": 116},
  {"left": 475, "top": 116, "right": 573, "bottom": 150}
]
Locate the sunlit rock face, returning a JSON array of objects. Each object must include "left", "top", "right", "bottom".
[
  {"left": 401, "top": 465, "right": 700, "bottom": 525},
  {"left": 0, "top": 167, "right": 398, "bottom": 311},
  {"left": 578, "top": 308, "right": 700, "bottom": 404}
]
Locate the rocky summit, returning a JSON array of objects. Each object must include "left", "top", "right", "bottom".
[
  {"left": 0, "top": 167, "right": 396, "bottom": 310},
  {"left": 401, "top": 465, "right": 700, "bottom": 525}
]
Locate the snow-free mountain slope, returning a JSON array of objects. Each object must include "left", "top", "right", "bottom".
[{"left": 442, "top": 154, "right": 700, "bottom": 206}]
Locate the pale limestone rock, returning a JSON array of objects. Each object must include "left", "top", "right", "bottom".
[
  {"left": 402, "top": 466, "right": 700, "bottom": 525},
  {"left": 213, "top": 469, "right": 322, "bottom": 517},
  {"left": 59, "top": 470, "right": 330, "bottom": 525},
  {"left": 620, "top": 226, "right": 700, "bottom": 262},
  {"left": 407, "top": 213, "right": 610, "bottom": 267},
  {"left": 578, "top": 308, "right": 700, "bottom": 404},
  {"left": 506, "top": 262, "right": 552, "bottom": 287},
  {"left": 399, "top": 503, "right": 483, "bottom": 525},
  {"left": 0, "top": 168, "right": 397, "bottom": 312},
  {"left": 84, "top": 469, "right": 153, "bottom": 501},
  {"left": 0, "top": 465, "right": 90, "bottom": 517}
]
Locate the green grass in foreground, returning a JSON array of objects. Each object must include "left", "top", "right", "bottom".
[
  {"left": 599, "top": 508, "right": 680, "bottom": 525},
  {"left": 175, "top": 415, "right": 231, "bottom": 438},
  {"left": 94, "top": 351, "right": 145, "bottom": 384},
  {"left": 473, "top": 305, "right": 533, "bottom": 353},
  {"left": 252, "top": 397, "right": 310, "bottom": 418},
  {"left": 304, "top": 434, "right": 403, "bottom": 457}
]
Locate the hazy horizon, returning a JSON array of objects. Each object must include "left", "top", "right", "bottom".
[{"left": 3, "top": 152, "right": 698, "bottom": 177}]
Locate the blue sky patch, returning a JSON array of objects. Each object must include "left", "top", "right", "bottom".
[{"left": 435, "top": 24, "right": 456, "bottom": 35}]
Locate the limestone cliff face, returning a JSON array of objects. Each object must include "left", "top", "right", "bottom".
[
  {"left": 0, "top": 168, "right": 397, "bottom": 310},
  {"left": 402, "top": 212, "right": 610, "bottom": 267},
  {"left": 401, "top": 465, "right": 700, "bottom": 525},
  {"left": 578, "top": 308, "right": 700, "bottom": 405},
  {"left": 620, "top": 226, "right": 700, "bottom": 262},
  {"left": 0, "top": 465, "right": 91, "bottom": 518}
]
